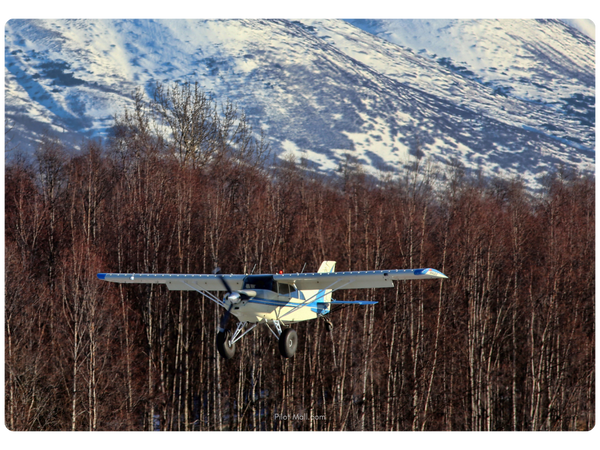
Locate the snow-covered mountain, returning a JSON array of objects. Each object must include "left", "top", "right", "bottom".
[{"left": 4, "top": 19, "right": 595, "bottom": 190}]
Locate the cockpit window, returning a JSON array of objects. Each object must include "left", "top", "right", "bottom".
[
  {"left": 277, "top": 282, "right": 297, "bottom": 295},
  {"left": 243, "top": 275, "right": 274, "bottom": 291}
]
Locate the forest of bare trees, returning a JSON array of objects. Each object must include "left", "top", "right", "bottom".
[{"left": 4, "top": 83, "right": 595, "bottom": 431}]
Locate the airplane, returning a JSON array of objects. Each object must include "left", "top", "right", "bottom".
[{"left": 97, "top": 261, "right": 447, "bottom": 359}]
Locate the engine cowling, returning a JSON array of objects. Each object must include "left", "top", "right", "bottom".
[{"left": 227, "top": 292, "right": 242, "bottom": 304}]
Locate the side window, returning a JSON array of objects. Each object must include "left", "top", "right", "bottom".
[{"left": 277, "top": 283, "right": 296, "bottom": 295}]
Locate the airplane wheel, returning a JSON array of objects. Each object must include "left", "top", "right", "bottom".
[
  {"left": 279, "top": 328, "right": 298, "bottom": 358},
  {"left": 324, "top": 319, "right": 334, "bottom": 332},
  {"left": 216, "top": 330, "right": 236, "bottom": 359}
]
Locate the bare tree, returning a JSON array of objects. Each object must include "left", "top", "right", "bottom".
[{"left": 150, "top": 81, "right": 270, "bottom": 168}]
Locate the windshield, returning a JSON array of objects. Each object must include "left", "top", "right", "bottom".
[{"left": 243, "top": 275, "right": 274, "bottom": 291}]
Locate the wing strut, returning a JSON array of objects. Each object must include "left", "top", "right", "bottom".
[{"left": 181, "top": 280, "right": 227, "bottom": 308}]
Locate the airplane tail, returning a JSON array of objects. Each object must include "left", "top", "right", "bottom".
[
  {"left": 317, "top": 261, "right": 336, "bottom": 274},
  {"left": 316, "top": 261, "right": 336, "bottom": 306}
]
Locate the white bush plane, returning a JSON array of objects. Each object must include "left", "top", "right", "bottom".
[{"left": 97, "top": 261, "right": 447, "bottom": 359}]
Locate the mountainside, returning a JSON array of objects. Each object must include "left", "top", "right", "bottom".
[{"left": 4, "top": 19, "right": 595, "bottom": 190}]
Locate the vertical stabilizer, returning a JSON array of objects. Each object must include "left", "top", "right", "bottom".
[
  {"left": 317, "top": 261, "right": 336, "bottom": 274},
  {"left": 315, "top": 261, "right": 336, "bottom": 308}
]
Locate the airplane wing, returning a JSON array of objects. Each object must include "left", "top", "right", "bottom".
[
  {"left": 273, "top": 268, "right": 447, "bottom": 291},
  {"left": 97, "top": 268, "right": 447, "bottom": 292},
  {"left": 96, "top": 273, "right": 246, "bottom": 291}
]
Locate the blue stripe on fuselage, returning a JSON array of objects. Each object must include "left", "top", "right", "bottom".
[
  {"left": 246, "top": 297, "right": 298, "bottom": 307},
  {"left": 245, "top": 296, "right": 327, "bottom": 314}
]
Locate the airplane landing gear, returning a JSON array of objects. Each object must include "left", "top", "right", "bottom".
[
  {"left": 216, "top": 330, "right": 235, "bottom": 359},
  {"left": 216, "top": 321, "right": 256, "bottom": 359},
  {"left": 324, "top": 319, "right": 334, "bottom": 332},
  {"left": 216, "top": 320, "right": 299, "bottom": 359},
  {"left": 279, "top": 328, "right": 298, "bottom": 358}
]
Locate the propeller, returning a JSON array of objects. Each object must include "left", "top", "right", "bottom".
[
  {"left": 212, "top": 267, "right": 232, "bottom": 294},
  {"left": 213, "top": 267, "right": 234, "bottom": 332}
]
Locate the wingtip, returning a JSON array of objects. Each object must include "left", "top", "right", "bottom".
[
  {"left": 414, "top": 268, "right": 448, "bottom": 279},
  {"left": 434, "top": 269, "right": 448, "bottom": 279},
  {"left": 97, "top": 273, "right": 106, "bottom": 280}
]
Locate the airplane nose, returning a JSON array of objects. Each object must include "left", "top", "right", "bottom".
[{"left": 227, "top": 292, "right": 241, "bottom": 304}]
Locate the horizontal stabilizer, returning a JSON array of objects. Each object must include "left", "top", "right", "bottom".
[{"left": 329, "top": 300, "right": 378, "bottom": 305}]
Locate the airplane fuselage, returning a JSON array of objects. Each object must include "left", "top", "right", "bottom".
[{"left": 225, "top": 287, "right": 329, "bottom": 323}]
